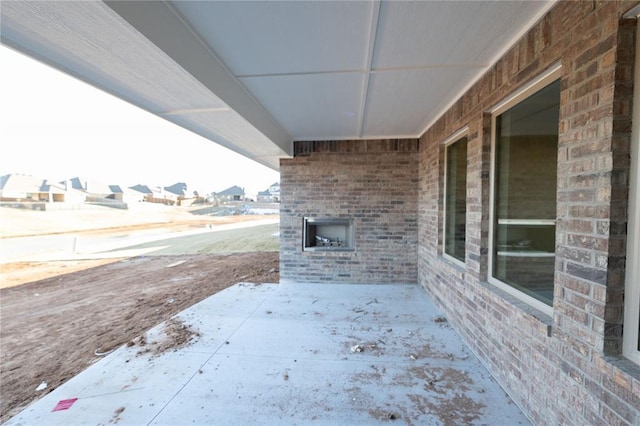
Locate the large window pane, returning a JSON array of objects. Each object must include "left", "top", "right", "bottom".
[
  {"left": 493, "top": 79, "right": 560, "bottom": 306},
  {"left": 445, "top": 137, "right": 467, "bottom": 262}
]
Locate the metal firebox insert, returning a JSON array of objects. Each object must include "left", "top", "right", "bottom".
[{"left": 303, "top": 217, "right": 354, "bottom": 252}]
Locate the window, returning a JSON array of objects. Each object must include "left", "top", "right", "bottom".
[
  {"left": 444, "top": 134, "right": 468, "bottom": 264},
  {"left": 623, "top": 16, "right": 640, "bottom": 365},
  {"left": 489, "top": 66, "right": 561, "bottom": 314}
]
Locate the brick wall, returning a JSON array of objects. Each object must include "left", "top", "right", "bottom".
[
  {"left": 418, "top": 1, "right": 640, "bottom": 424},
  {"left": 280, "top": 139, "right": 418, "bottom": 284}
]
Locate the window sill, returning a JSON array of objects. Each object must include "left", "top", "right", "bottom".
[
  {"left": 603, "top": 355, "right": 640, "bottom": 381},
  {"left": 479, "top": 280, "right": 553, "bottom": 337},
  {"left": 435, "top": 255, "right": 466, "bottom": 283},
  {"left": 442, "top": 253, "right": 466, "bottom": 270}
]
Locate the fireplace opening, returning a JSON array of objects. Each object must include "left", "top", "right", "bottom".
[{"left": 303, "top": 217, "right": 354, "bottom": 251}]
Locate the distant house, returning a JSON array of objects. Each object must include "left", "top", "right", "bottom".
[
  {"left": 164, "top": 182, "right": 201, "bottom": 206},
  {"left": 66, "top": 177, "right": 130, "bottom": 208},
  {"left": 164, "top": 182, "right": 188, "bottom": 198},
  {"left": 129, "top": 183, "right": 177, "bottom": 205},
  {"left": 216, "top": 185, "right": 245, "bottom": 202},
  {"left": 256, "top": 182, "right": 280, "bottom": 203},
  {"left": 68, "top": 177, "right": 117, "bottom": 200},
  {"left": 108, "top": 185, "right": 125, "bottom": 202},
  {"left": 0, "top": 173, "right": 66, "bottom": 202},
  {"left": 110, "top": 185, "right": 145, "bottom": 204},
  {"left": 154, "top": 186, "right": 178, "bottom": 205},
  {"left": 256, "top": 190, "right": 271, "bottom": 203},
  {"left": 129, "top": 184, "right": 154, "bottom": 202}
]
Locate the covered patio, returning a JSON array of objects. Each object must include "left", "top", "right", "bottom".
[
  {"left": 2, "top": 1, "right": 639, "bottom": 424},
  {"left": 6, "top": 282, "right": 528, "bottom": 425}
]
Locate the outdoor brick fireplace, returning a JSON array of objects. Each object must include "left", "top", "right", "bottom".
[
  {"left": 280, "top": 139, "right": 419, "bottom": 284},
  {"left": 303, "top": 217, "right": 354, "bottom": 251}
]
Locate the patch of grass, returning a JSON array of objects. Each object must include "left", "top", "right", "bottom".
[{"left": 122, "top": 223, "right": 279, "bottom": 255}]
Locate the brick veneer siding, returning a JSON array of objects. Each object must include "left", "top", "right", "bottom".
[
  {"left": 418, "top": 2, "right": 639, "bottom": 425},
  {"left": 280, "top": 139, "right": 418, "bottom": 284}
]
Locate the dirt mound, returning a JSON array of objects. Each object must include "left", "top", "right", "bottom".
[
  {"left": 0, "top": 251, "right": 279, "bottom": 423},
  {"left": 134, "top": 317, "right": 202, "bottom": 357}
]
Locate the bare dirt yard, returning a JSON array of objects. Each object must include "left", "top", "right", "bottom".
[{"left": 0, "top": 204, "right": 280, "bottom": 422}]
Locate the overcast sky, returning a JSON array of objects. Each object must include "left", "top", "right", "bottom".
[{"left": 0, "top": 45, "right": 280, "bottom": 197}]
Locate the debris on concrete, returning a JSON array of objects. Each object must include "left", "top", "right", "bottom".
[
  {"left": 136, "top": 318, "right": 200, "bottom": 358},
  {"left": 94, "top": 347, "right": 117, "bottom": 357},
  {"left": 111, "top": 406, "right": 125, "bottom": 423},
  {"left": 7, "top": 283, "right": 529, "bottom": 425},
  {"left": 51, "top": 398, "right": 77, "bottom": 412}
]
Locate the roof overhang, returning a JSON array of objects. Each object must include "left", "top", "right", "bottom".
[{"left": 1, "top": 1, "right": 556, "bottom": 171}]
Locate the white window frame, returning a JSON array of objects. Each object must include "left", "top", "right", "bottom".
[
  {"left": 622, "top": 15, "right": 640, "bottom": 365},
  {"left": 442, "top": 126, "right": 469, "bottom": 267},
  {"left": 488, "top": 63, "right": 562, "bottom": 316}
]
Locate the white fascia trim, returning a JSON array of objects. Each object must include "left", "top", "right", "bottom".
[
  {"left": 293, "top": 134, "right": 421, "bottom": 142},
  {"left": 623, "top": 4, "right": 640, "bottom": 18},
  {"left": 441, "top": 126, "right": 469, "bottom": 146},
  {"left": 489, "top": 62, "right": 562, "bottom": 115}
]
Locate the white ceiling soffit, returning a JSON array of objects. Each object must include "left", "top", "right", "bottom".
[
  {"left": 169, "top": 0, "right": 555, "bottom": 140},
  {"left": 1, "top": 1, "right": 556, "bottom": 169}
]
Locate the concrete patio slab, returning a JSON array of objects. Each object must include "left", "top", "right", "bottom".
[{"left": 5, "top": 283, "right": 530, "bottom": 425}]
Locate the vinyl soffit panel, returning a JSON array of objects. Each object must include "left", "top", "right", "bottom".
[
  {"left": 239, "top": 73, "right": 365, "bottom": 140},
  {"left": 170, "top": 0, "right": 555, "bottom": 140},
  {"left": 371, "top": 1, "right": 552, "bottom": 69},
  {"left": 362, "top": 67, "right": 483, "bottom": 137},
  {"left": 171, "top": 1, "right": 374, "bottom": 76},
  {"left": 3, "top": 0, "right": 558, "bottom": 153}
]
